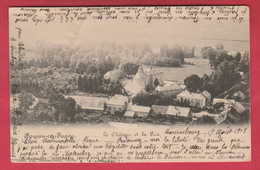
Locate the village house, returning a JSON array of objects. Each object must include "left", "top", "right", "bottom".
[
  {"left": 106, "top": 94, "right": 128, "bottom": 114},
  {"left": 125, "top": 104, "right": 151, "bottom": 118},
  {"left": 232, "top": 90, "right": 246, "bottom": 101},
  {"left": 216, "top": 101, "right": 247, "bottom": 125},
  {"left": 215, "top": 108, "right": 231, "bottom": 125},
  {"left": 229, "top": 100, "right": 247, "bottom": 116},
  {"left": 69, "top": 96, "right": 108, "bottom": 113},
  {"left": 155, "top": 81, "right": 183, "bottom": 96},
  {"left": 201, "top": 90, "right": 211, "bottom": 105},
  {"left": 177, "top": 90, "right": 211, "bottom": 108},
  {"left": 165, "top": 105, "right": 191, "bottom": 119}
]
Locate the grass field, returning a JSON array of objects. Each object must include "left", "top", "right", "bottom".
[{"left": 143, "top": 58, "right": 212, "bottom": 82}]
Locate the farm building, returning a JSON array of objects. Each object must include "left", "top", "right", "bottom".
[
  {"left": 126, "top": 104, "right": 151, "bottom": 118},
  {"left": 232, "top": 90, "right": 246, "bottom": 101},
  {"left": 106, "top": 94, "right": 128, "bottom": 114},
  {"left": 155, "top": 81, "right": 183, "bottom": 96},
  {"left": 165, "top": 105, "right": 191, "bottom": 118},
  {"left": 69, "top": 96, "right": 108, "bottom": 112}
]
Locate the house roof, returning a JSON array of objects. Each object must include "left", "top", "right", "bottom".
[
  {"left": 180, "top": 84, "right": 186, "bottom": 89},
  {"left": 177, "top": 90, "right": 205, "bottom": 100},
  {"left": 216, "top": 112, "right": 228, "bottom": 125},
  {"left": 127, "top": 104, "right": 151, "bottom": 113},
  {"left": 155, "top": 83, "right": 182, "bottom": 92},
  {"left": 192, "top": 111, "right": 218, "bottom": 118},
  {"left": 215, "top": 108, "right": 232, "bottom": 125},
  {"left": 107, "top": 94, "right": 128, "bottom": 106},
  {"left": 230, "top": 101, "right": 246, "bottom": 114},
  {"left": 166, "top": 105, "right": 190, "bottom": 117},
  {"left": 233, "top": 91, "right": 246, "bottom": 99},
  {"left": 151, "top": 105, "right": 168, "bottom": 115},
  {"left": 201, "top": 90, "right": 211, "bottom": 98},
  {"left": 69, "top": 96, "right": 108, "bottom": 110},
  {"left": 124, "top": 111, "right": 135, "bottom": 117}
]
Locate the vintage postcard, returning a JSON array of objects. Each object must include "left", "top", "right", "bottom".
[{"left": 9, "top": 6, "right": 250, "bottom": 162}]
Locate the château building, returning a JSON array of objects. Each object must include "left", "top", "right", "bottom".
[{"left": 133, "top": 65, "right": 164, "bottom": 88}]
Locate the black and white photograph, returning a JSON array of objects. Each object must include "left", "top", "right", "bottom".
[{"left": 9, "top": 6, "right": 251, "bottom": 162}]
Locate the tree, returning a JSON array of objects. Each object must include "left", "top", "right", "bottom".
[
  {"left": 145, "top": 84, "right": 151, "bottom": 92},
  {"left": 172, "top": 44, "right": 184, "bottom": 63},
  {"left": 154, "top": 78, "right": 160, "bottom": 87},
  {"left": 104, "top": 102, "right": 107, "bottom": 111},
  {"left": 216, "top": 43, "right": 224, "bottom": 50},
  {"left": 63, "top": 97, "right": 77, "bottom": 123},
  {"left": 197, "top": 115, "right": 216, "bottom": 125},
  {"left": 214, "top": 49, "right": 228, "bottom": 68},
  {"left": 234, "top": 52, "right": 242, "bottom": 62},
  {"left": 213, "top": 102, "right": 225, "bottom": 110},
  {"left": 142, "top": 52, "right": 155, "bottom": 65},
  {"left": 18, "top": 92, "right": 35, "bottom": 114},
  {"left": 76, "top": 60, "right": 87, "bottom": 74},
  {"left": 97, "top": 74, "right": 103, "bottom": 86},
  {"left": 82, "top": 75, "right": 88, "bottom": 92},
  {"left": 201, "top": 46, "right": 215, "bottom": 59},
  {"left": 184, "top": 74, "right": 203, "bottom": 93},
  {"left": 48, "top": 93, "right": 65, "bottom": 122},
  {"left": 32, "top": 101, "right": 53, "bottom": 122},
  {"left": 121, "top": 62, "right": 139, "bottom": 75},
  {"left": 238, "top": 51, "right": 250, "bottom": 74},
  {"left": 93, "top": 76, "right": 98, "bottom": 92},
  {"left": 88, "top": 76, "right": 93, "bottom": 93},
  {"left": 132, "top": 92, "right": 163, "bottom": 107},
  {"left": 77, "top": 75, "right": 83, "bottom": 90},
  {"left": 87, "top": 64, "right": 98, "bottom": 74}
]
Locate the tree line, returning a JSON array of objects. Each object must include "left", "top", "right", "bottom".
[
  {"left": 141, "top": 44, "right": 196, "bottom": 67},
  {"left": 185, "top": 44, "right": 250, "bottom": 99}
]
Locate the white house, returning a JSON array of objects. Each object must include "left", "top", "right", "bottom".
[
  {"left": 155, "top": 81, "right": 183, "bottom": 96},
  {"left": 106, "top": 94, "right": 128, "bottom": 114},
  {"left": 177, "top": 90, "right": 208, "bottom": 108}
]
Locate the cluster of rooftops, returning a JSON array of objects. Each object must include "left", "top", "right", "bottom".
[{"left": 69, "top": 93, "right": 247, "bottom": 125}]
